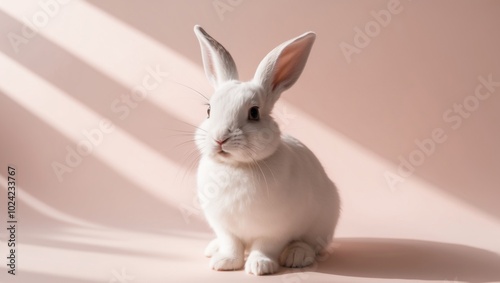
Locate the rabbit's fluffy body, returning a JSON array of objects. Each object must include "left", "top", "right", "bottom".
[
  {"left": 198, "top": 133, "right": 339, "bottom": 244},
  {"left": 194, "top": 26, "right": 340, "bottom": 275}
]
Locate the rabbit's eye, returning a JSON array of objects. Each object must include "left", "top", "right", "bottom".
[
  {"left": 248, "top": 106, "right": 260, "bottom": 121},
  {"left": 207, "top": 105, "right": 211, "bottom": 118}
]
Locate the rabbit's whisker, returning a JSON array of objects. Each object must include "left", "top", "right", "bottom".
[{"left": 169, "top": 80, "right": 210, "bottom": 102}]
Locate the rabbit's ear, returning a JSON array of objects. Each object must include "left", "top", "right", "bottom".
[
  {"left": 253, "top": 32, "right": 316, "bottom": 104},
  {"left": 194, "top": 25, "right": 239, "bottom": 88}
]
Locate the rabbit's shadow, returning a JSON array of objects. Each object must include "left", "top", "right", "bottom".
[{"left": 281, "top": 238, "right": 500, "bottom": 282}]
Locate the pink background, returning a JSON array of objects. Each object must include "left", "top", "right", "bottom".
[{"left": 1, "top": 1, "right": 500, "bottom": 282}]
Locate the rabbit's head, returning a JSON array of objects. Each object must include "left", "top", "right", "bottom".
[{"left": 194, "top": 25, "right": 315, "bottom": 164}]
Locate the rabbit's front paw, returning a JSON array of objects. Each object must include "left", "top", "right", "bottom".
[
  {"left": 204, "top": 239, "right": 219, "bottom": 258},
  {"left": 209, "top": 252, "right": 244, "bottom": 271},
  {"left": 279, "top": 241, "right": 315, "bottom": 268},
  {"left": 245, "top": 253, "right": 279, "bottom": 275}
]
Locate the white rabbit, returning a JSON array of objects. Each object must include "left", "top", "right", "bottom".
[{"left": 193, "top": 25, "right": 340, "bottom": 275}]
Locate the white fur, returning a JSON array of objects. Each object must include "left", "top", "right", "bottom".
[{"left": 193, "top": 25, "right": 340, "bottom": 275}]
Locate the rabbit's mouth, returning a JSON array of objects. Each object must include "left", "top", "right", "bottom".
[
  {"left": 212, "top": 149, "right": 236, "bottom": 163},
  {"left": 217, "top": 150, "right": 231, "bottom": 158}
]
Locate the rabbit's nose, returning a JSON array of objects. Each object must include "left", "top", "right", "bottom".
[
  {"left": 215, "top": 138, "right": 229, "bottom": 145},
  {"left": 213, "top": 127, "right": 231, "bottom": 141}
]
